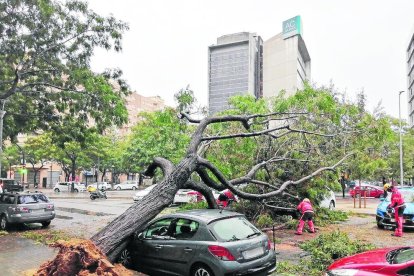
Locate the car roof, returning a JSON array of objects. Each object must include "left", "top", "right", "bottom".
[
  {"left": 161, "top": 209, "right": 243, "bottom": 224},
  {"left": 1, "top": 191, "right": 45, "bottom": 196}
]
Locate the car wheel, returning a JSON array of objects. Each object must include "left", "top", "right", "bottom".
[
  {"left": 377, "top": 221, "right": 384, "bottom": 229},
  {"left": 132, "top": 186, "right": 137, "bottom": 190},
  {"left": 192, "top": 264, "right": 214, "bottom": 276},
  {"left": 0, "top": 215, "right": 9, "bottom": 230},
  {"left": 54, "top": 188, "right": 60, "bottom": 193},
  {"left": 90, "top": 195, "right": 96, "bottom": 200},
  {"left": 116, "top": 186, "right": 121, "bottom": 190},
  {"left": 74, "top": 189, "right": 79, "bottom": 193},
  {"left": 41, "top": 221, "right": 51, "bottom": 228},
  {"left": 329, "top": 200, "right": 335, "bottom": 210},
  {"left": 118, "top": 248, "right": 132, "bottom": 267}
]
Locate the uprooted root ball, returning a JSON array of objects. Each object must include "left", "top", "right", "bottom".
[{"left": 35, "top": 239, "right": 133, "bottom": 276}]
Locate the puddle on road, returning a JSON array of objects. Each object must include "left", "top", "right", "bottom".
[
  {"left": 56, "top": 207, "right": 113, "bottom": 216},
  {"left": 55, "top": 214, "right": 73, "bottom": 220}
]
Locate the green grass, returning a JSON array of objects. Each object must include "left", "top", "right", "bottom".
[{"left": 20, "top": 230, "right": 71, "bottom": 245}]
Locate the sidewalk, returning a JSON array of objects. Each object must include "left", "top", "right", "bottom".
[{"left": 26, "top": 188, "right": 138, "bottom": 200}]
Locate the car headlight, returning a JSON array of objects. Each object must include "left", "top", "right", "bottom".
[{"left": 326, "top": 269, "right": 359, "bottom": 276}]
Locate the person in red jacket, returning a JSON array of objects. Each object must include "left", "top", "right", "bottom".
[
  {"left": 384, "top": 184, "right": 406, "bottom": 237},
  {"left": 295, "top": 198, "right": 315, "bottom": 235}
]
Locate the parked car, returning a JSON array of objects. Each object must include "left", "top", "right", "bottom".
[
  {"left": 376, "top": 187, "right": 414, "bottom": 229},
  {"left": 133, "top": 185, "right": 157, "bottom": 201},
  {"left": 87, "top": 182, "right": 111, "bottom": 192},
  {"left": 114, "top": 180, "right": 139, "bottom": 191},
  {"left": 0, "top": 178, "right": 24, "bottom": 192},
  {"left": 53, "top": 182, "right": 86, "bottom": 193},
  {"left": 173, "top": 189, "right": 204, "bottom": 204},
  {"left": 0, "top": 191, "right": 55, "bottom": 230},
  {"left": 326, "top": 246, "right": 414, "bottom": 276},
  {"left": 320, "top": 188, "right": 336, "bottom": 210},
  {"left": 212, "top": 189, "right": 238, "bottom": 207},
  {"left": 118, "top": 209, "right": 276, "bottom": 276},
  {"left": 350, "top": 184, "right": 384, "bottom": 198}
]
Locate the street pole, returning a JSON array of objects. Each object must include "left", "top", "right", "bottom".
[
  {"left": 399, "top": 90, "right": 405, "bottom": 187},
  {"left": 0, "top": 100, "right": 6, "bottom": 177}
]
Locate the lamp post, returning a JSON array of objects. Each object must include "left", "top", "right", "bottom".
[
  {"left": 399, "top": 90, "right": 405, "bottom": 186},
  {"left": 0, "top": 100, "right": 6, "bottom": 177}
]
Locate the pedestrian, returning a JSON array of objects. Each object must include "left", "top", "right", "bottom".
[
  {"left": 295, "top": 198, "right": 315, "bottom": 235},
  {"left": 384, "top": 183, "right": 406, "bottom": 237}
]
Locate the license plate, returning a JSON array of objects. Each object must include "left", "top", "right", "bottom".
[
  {"left": 243, "top": 246, "right": 264, "bottom": 259},
  {"left": 31, "top": 209, "right": 44, "bottom": 213}
]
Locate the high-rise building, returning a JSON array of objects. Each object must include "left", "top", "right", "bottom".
[
  {"left": 263, "top": 15, "right": 311, "bottom": 98},
  {"left": 208, "top": 32, "right": 263, "bottom": 114},
  {"left": 407, "top": 29, "right": 414, "bottom": 127}
]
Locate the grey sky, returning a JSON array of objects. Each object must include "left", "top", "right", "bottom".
[{"left": 87, "top": 0, "right": 414, "bottom": 119}]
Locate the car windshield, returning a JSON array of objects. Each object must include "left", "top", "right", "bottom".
[
  {"left": 386, "top": 247, "right": 414, "bottom": 264},
  {"left": 209, "top": 216, "right": 260, "bottom": 242},
  {"left": 18, "top": 194, "right": 50, "bottom": 204},
  {"left": 384, "top": 189, "right": 414, "bottom": 202}
]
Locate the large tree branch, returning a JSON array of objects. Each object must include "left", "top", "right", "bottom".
[
  {"left": 201, "top": 125, "right": 289, "bottom": 141},
  {"left": 182, "top": 180, "right": 218, "bottom": 209},
  {"left": 143, "top": 157, "right": 175, "bottom": 179},
  {"left": 197, "top": 153, "right": 354, "bottom": 200}
]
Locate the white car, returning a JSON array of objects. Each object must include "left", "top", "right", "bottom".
[
  {"left": 173, "top": 189, "right": 203, "bottom": 204},
  {"left": 133, "top": 185, "right": 157, "bottom": 201},
  {"left": 320, "top": 188, "right": 336, "bottom": 210},
  {"left": 113, "top": 180, "right": 139, "bottom": 190},
  {"left": 87, "top": 182, "right": 111, "bottom": 191},
  {"left": 53, "top": 182, "right": 86, "bottom": 193}
]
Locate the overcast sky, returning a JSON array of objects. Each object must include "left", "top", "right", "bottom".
[{"left": 87, "top": 0, "right": 414, "bottom": 120}]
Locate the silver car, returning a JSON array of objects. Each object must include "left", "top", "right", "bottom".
[
  {"left": 0, "top": 192, "right": 55, "bottom": 230},
  {"left": 119, "top": 209, "right": 276, "bottom": 276}
]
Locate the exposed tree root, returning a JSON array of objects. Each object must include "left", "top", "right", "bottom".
[{"left": 35, "top": 239, "right": 133, "bottom": 276}]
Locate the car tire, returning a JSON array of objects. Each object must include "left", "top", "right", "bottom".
[
  {"left": 377, "top": 221, "right": 384, "bottom": 229},
  {"left": 0, "top": 215, "right": 9, "bottom": 230},
  {"left": 329, "top": 200, "right": 335, "bottom": 210},
  {"left": 90, "top": 195, "right": 96, "bottom": 200},
  {"left": 132, "top": 186, "right": 137, "bottom": 190},
  {"left": 118, "top": 248, "right": 132, "bottom": 267},
  {"left": 192, "top": 264, "right": 214, "bottom": 276},
  {"left": 74, "top": 189, "right": 79, "bottom": 193},
  {"left": 41, "top": 221, "right": 51, "bottom": 228},
  {"left": 54, "top": 188, "right": 60, "bottom": 193},
  {"left": 116, "top": 187, "right": 121, "bottom": 191}
]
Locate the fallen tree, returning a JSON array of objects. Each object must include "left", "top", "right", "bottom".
[{"left": 88, "top": 111, "right": 352, "bottom": 262}]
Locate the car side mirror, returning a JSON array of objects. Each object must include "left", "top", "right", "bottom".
[{"left": 136, "top": 232, "right": 144, "bottom": 241}]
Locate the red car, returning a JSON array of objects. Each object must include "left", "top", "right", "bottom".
[
  {"left": 327, "top": 246, "right": 414, "bottom": 275},
  {"left": 349, "top": 184, "right": 384, "bottom": 198}
]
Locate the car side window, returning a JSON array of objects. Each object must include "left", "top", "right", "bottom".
[
  {"left": 172, "top": 218, "right": 199, "bottom": 240},
  {"left": 145, "top": 218, "right": 175, "bottom": 239}
]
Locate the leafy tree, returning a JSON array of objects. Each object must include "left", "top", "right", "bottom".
[
  {"left": 2, "top": 144, "right": 20, "bottom": 178},
  {"left": 0, "top": 0, "right": 129, "bottom": 139},
  {"left": 24, "top": 133, "right": 56, "bottom": 186}
]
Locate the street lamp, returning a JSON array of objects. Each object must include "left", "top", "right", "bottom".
[{"left": 399, "top": 90, "right": 405, "bottom": 186}]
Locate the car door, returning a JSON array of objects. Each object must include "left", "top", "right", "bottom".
[
  {"left": 132, "top": 217, "right": 176, "bottom": 274},
  {"left": 159, "top": 218, "right": 200, "bottom": 275}
]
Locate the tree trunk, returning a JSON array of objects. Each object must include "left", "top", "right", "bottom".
[{"left": 90, "top": 155, "right": 197, "bottom": 262}]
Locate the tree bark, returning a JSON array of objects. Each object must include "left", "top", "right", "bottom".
[{"left": 90, "top": 155, "right": 198, "bottom": 262}]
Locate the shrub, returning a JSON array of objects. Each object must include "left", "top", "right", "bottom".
[
  {"left": 178, "top": 201, "right": 208, "bottom": 211},
  {"left": 256, "top": 213, "right": 274, "bottom": 228},
  {"left": 299, "top": 230, "right": 375, "bottom": 271}
]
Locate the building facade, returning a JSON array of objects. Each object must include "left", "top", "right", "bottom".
[
  {"left": 263, "top": 16, "right": 311, "bottom": 98},
  {"left": 208, "top": 32, "right": 263, "bottom": 114},
  {"left": 407, "top": 30, "right": 414, "bottom": 127}
]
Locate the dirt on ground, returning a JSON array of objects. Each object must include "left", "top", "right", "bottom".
[
  {"left": 35, "top": 239, "right": 134, "bottom": 276},
  {"left": 273, "top": 214, "right": 414, "bottom": 264}
]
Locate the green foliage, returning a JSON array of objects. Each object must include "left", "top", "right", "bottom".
[
  {"left": 313, "top": 208, "right": 348, "bottom": 227},
  {"left": 299, "top": 230, "right": 375, "bottom": 272},
  {"left": 0, "top": 0, "right": 129, "bottom": 139},
  {"left": 256, "top": 213, "right": 274, "bottom": 228},
  {"left": 0, "top": 230, "right": 8, "bottom": 237},
  {"left": 177, "top": 201, "right": 208, "bottom": 211},
  {"left": 21, "top": 230, "right": 71, "bottom": 245}
]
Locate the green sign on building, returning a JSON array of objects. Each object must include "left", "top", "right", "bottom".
[{"left": 282, "top": 15, "right": 302, "bottom": 39}]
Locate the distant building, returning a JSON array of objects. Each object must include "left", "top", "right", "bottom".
[
  {"left": 263, "top": 15, "right": 311, "bottom": 98},
  {"left": 208, "top": 32, "right": 263, "bottom": 114},
  {"left": 407, "top": 28, "right": 414, "bottom": 127},
  {"left": 119, "top": 92, "right": 165, "bottom": 135}
]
